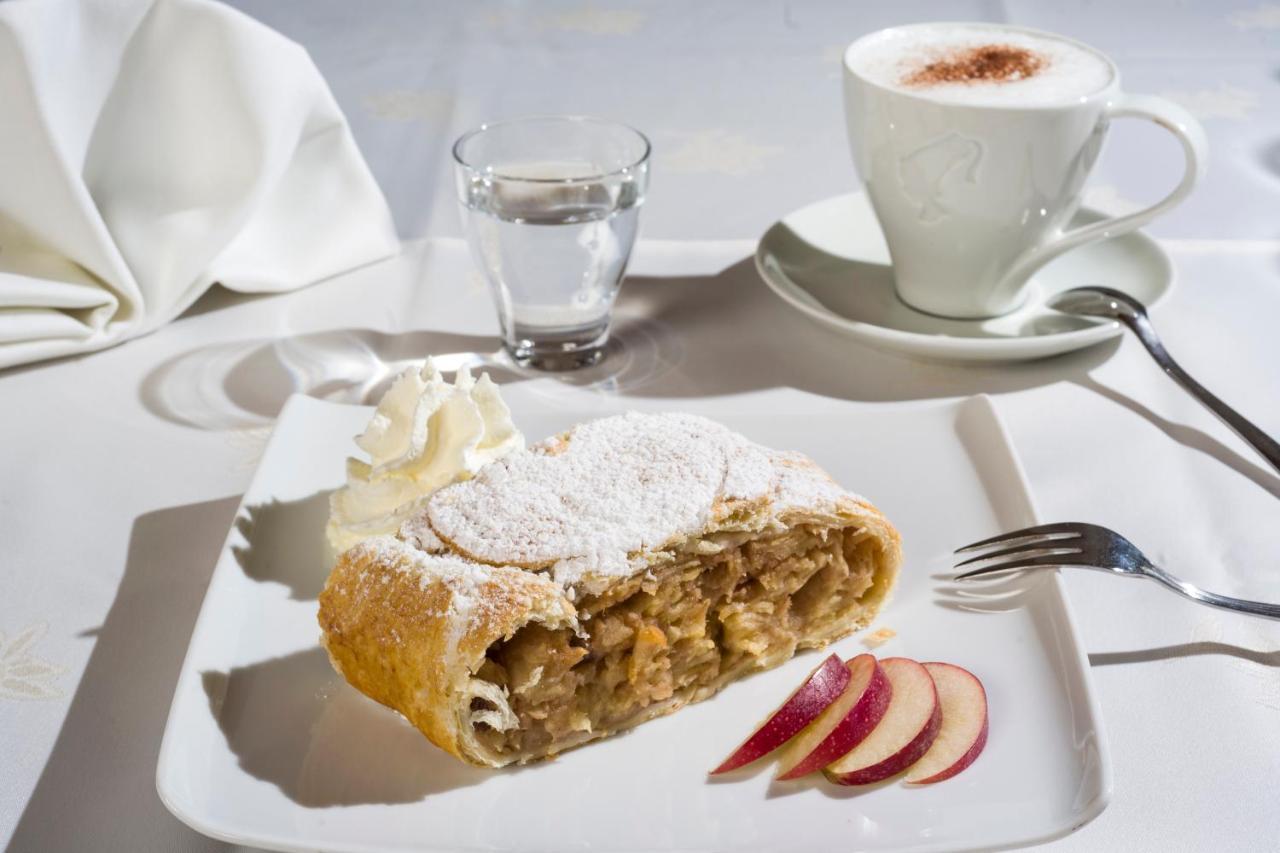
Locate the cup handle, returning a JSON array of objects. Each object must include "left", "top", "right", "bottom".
[{"left": 997, "top": 93, "right": 1208, "bottom": 299}]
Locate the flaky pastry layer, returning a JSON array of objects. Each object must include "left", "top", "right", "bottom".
[{"left": 318, "top": 415, "right": 902, "bottom": 767}]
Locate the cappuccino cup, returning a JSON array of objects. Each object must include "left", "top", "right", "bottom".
[{"left": 843, "top": 23, "right": 1206, "bottom": 319}]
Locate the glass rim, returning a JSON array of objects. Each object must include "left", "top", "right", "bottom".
[{"left": 452, "top": 115, "right": 652, "bottom": 184}]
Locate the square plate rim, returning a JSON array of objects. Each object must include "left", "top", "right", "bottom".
[{"left": 156, "top": 391, "right": 1113, "bottom": 853}]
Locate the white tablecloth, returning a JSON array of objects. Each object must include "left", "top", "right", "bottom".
[{"left": 3, "top": 2, "right": 1279, "bottom": 851}]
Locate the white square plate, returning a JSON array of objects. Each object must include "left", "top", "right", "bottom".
[{"left": 158, "top": 389, "right": 1110, "bottom": 852}]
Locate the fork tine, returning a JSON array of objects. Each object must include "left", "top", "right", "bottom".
[
  {"left": 954, "top": 552, "right": 1082, "bottom": 580},
  {"left": 954, "top": 522, "right": 1085, "bottom": 554},
  {"left": 954, "top": 543, "right": 1083, "bottom": 569}
]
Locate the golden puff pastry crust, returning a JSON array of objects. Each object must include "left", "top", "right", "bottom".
[{"left": 318, "top": 412, "right": 902, "bottom": 768}]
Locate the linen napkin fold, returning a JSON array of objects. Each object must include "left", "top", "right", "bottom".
[{"left": 0, "top": 0, "right": 399, "bottom": 370}]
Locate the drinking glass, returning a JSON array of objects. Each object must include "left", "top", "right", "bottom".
[{"left": 453, "top": 116, "right": 650, "bottom": 370}]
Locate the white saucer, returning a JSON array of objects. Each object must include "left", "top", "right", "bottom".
[{"left": 756, "top": 193, "right": 1172, "bottom": 362}]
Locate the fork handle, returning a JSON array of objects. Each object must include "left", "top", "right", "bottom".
[
  {"left": 1145, "top": 565, "right": 1280, "bottom": 621},
  {"left": 1125, "top": 314, "right": 1280, "bottom": 477}
]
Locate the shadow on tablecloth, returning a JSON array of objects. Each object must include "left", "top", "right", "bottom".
[
  {"left": 138, "top": 256, "right": 1125, "bottom": 429},
  {"left": 199, "top": 648, "right": 490, "bottom": 808},
  {"left": 233, "top": 492, "right": 333, "bottom": 600},
  {"left": 1073, "top": 374, "right": 1280, "bottom": 500},
  {"left": 137, "top": 256, "right": 1280, "bottom": 501},
  {"left": 9, "top": 497, "right": 240, "bottom": 852}
]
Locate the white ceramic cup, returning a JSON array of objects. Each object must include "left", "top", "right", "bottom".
[{"left": 843, "top": 23, "right": 1206, "bottom": 319}]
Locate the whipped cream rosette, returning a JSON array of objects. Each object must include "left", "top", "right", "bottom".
[{"left": 326, "top": 359, "right": 524, "bottom": 554}]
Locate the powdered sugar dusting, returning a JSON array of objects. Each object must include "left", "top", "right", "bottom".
[
  {"left": 426, "top": 412, "right": 848, "bottom": 588},
  {"left": 351, "top": 537, "right": 510, "bottom": 659},
  {"left": 341, "top": 414, "right": 869, "bottom": 659},
  {"left": 398, "top": 513, "right": 448, "bottom": 553},
  {"left": 332, "top": 409, "right": 870, "bottom": 681},
  {"left": 361, "top": 536, "right": 494, "bottom": 601},
  {"left": 769, "top": 450, "right": 859, "bottom": 515},
  {"left": 722, "top": 439, "right": 776, "bottom": 502}
]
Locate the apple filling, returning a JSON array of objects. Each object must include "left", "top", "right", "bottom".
[{"left": 468, "top": 523, "right": 890, "bottom": 760}]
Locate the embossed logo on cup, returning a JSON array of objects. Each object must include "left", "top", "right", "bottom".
[{"left": 897, "top": 133, "right": 982, "bottom": 223}]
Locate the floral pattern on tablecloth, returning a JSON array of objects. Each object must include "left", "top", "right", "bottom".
[{"left": 0, "top": 623, "right": 65, "bottom": 701}]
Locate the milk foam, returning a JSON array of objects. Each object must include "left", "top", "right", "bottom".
[{"left": 849, "top": 24, "right": 1113, "bottom": 106}]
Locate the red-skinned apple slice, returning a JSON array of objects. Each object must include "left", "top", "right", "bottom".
[
  {"left": 824, "top": 657, "right": 941, "bottom": 785},
  {"left": 711, "top": 654, "right": 851, "bottom": 774},
  {"left": 774, "top": 654, "right": 892, "bottom": 780},
  {"left": 905, "top": 662, "right": 988, "bottom": 784}
]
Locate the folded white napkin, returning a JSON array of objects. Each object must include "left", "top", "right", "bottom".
[{"left": 0, "top": 0, "right": 399, "bottom": 370}]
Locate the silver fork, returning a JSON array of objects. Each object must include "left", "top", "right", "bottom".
[{"left": 954, "top": 522, "right": 1280, "bottom": 621}]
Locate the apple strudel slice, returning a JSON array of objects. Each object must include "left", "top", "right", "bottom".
[{"left": 318, "top": 412, "right": 902, "bottom": 768}]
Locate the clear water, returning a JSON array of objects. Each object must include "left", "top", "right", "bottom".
[{"left": 461, "top": 168, "right": 642, "bottom": 366}]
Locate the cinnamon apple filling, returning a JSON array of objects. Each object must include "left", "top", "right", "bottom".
[{"left": 467, "top": 524, "right": 890, "bottom": 758}]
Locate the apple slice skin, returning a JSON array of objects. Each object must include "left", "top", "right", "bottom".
[
  {"left": 829, "top": 698, "right": 941, "bottom": 785},
  {"left": 909, "top": 715, "right": 987, "bottom": 784},
  {"left": 775, "top": 655, "right": 892, "bottom": 781},
  {"left": 823, "top": 657, "right": 942, "bottom": 786},
  {"left": 711, "top": 654, "right": 850, "bottom": 774},
  {"left": 906, "top": 663, "right": 989, "bottom": 784}
]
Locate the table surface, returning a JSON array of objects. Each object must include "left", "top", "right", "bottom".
[{"left": 3, "top": 2, "right": 1279, "bottom": 851}]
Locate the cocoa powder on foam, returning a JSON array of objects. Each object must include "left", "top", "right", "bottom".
[{"left": 902, "top": 44, "right": 1046, "bottom": 87}]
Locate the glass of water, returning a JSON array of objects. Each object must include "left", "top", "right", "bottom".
[{"left": 453, "top": 116, "right": 650, "bottom": 370}]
